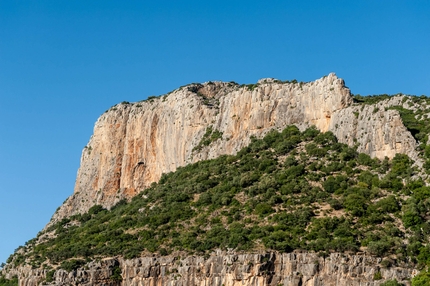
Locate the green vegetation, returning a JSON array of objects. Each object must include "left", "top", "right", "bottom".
[
  {"left": 59, "top": 259, "right": 86, "bottom": 272},
  {"left": 239, "top": 83, "right": 259, "bottom": 91},
  {"left": 184, "top": 83, "right": 221, "bottom": 107},
  {"left": 146, "top": 96, "right": 158, "bottom": 101},
  {"left": 7, "top": 125, "right": 430, "bottom": 278},
  {"left": 192, "top": 126, "right": 223, "bottom": 152},
  {"left": 237, "top": 79, "right": 307, "bottom": 90},
  {"left": 138, "top": 95, "right": 161, "bottom": 103},
  {"left": 373, "top": 271, "right": 383, "bottom": 280},
  {"left": 353, "top": 94, "right": 394, "bottom": 104},
  {"left": 381, "top": 279, "right": 404, "bottom": 286},
  {"left": 110, "top": 265, "right": 123, "bottom": 282},
  {"left": 45, "top": 270, "right": 55, "bottom": 283},
  {"left": 412, "top": 270, "right": 430, "bottom": 285},
  {"left": 0, "top": 276, "right": 18, "bottom": 286},
  {"left": 196, "top": 91, "right": 220, "bottom": 107}
]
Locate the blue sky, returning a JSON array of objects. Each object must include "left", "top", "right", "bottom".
[{"left": 0, "top": 1, "right": 429, "bottom": 264}]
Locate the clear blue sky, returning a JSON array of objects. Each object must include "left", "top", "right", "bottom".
[{"left": 0, "top": 1, "right": 429, "bottom": 264}]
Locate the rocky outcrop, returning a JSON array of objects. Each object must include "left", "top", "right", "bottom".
[
  {"left": 48, "top": 74, "right": 420, "bottom": 222},
  {"left": 15, "top": 259, "right": 120, "bottom": 286},
  {"left": 14, "top": 252, "right": 415, "bottom": 286},
  {"left": 329, "top": 95, "right": 418, "bottom": 162}
]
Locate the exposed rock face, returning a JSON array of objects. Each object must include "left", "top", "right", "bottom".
[
  {"left": 49, "top": 74, "right": 419, "bottom": 222},
  {"left": 329, "top": 96, "right": 418, "bottom": 162},
  {"left": 14, "top": 252, "right": 415, "bottom": 286},
  {"left": 14, "top": 259, "right": 120, "bottom": 286}
]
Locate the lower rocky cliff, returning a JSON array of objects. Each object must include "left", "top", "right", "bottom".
[{"left": 13, "top": 252, "right": 415, "bottom": 286}]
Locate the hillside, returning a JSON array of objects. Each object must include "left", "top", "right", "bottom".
[
  {"left": 3, "top": 74, "right": 430, "bottom": 285},
  {"left": 3, "top": 126, "right": 430, "bottom": 285}
]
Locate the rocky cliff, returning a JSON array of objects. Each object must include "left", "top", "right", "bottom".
[
  {"left": 50, "top": 74, "right": 418, "bottom": 223},
  {"left": 13, "top": 252, "right": 415, "bottom": 286},
  {"left": 329, "top": 95, "right": 418, "bottom": 162},
  {"left": 3, "top": 73, "right": 427, "bottom": 286}
]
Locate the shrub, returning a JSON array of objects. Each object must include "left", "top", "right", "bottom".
[
  {"left": 45, "top": 270, "right": 55, "bottom": 283},
  {"left": 344, "top": 194, "right": 367, "bottom": 216},
  {"left": 0, "top": 276, "right": 18, "bottom": 286},
  {"left": 193, "top": 126, "right": 223, "bottom": 152},
  {"left": 412, "top": 270, "right": 430, "bottom": 286},
  {"left": 255, "top": 203, "right": 274, "bottom": 217},
  {"left": 368, "top": 240, "right": 392, "bottom": 257},
  {"left": 381, "top": 279, "right": 403, "bottom": 286},
  {"left": 373, "top": 271, "right": 383, "bottom": 280},
  {"left": 59, "top": 259, "right": 86, "bottom": 272},
  {"left": 402, "top": 202, "right": 422, "bottom": 228},
  {"left": 110, "top": 265, "right": 122, "bottom": 282},
  {"left": 0, "top": 275, "right": 18, "bottom": 286}
]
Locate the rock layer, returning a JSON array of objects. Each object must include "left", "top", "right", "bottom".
[
  {"left": 50, "top": 74, "right": 418, "bottom": 222},
  {"left": 14, "top": 252, "right": 415, "bottom": 286}
]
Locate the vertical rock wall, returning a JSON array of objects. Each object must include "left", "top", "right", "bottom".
[{"left": 15, "top": 252, "right": 415, "bottom": 286}]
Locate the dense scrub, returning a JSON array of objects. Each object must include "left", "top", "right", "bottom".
[
  {"left": 353, "top": 94, "right": 394, "bottom": 105},
  {"left": 5, "top": 125, "right": 430, "bottom": 283},
  {"left": 0, "top": 276, "right": 18, "bottom": 286}
]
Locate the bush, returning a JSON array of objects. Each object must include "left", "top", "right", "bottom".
[
  {"left": 59, "top": 259, "right": 86, "bottom": 272},
  {"left": 0, "top": 276, "right": 18, "bottom": 286},
  {"left": 367, "top": 240, "right": 392, "bottom": 257},
  {"left": 255, "top": 203, "right": 274, "bottom": 217},
  {"left": 402, "top": 202, "right": 422, "bottom": 228},
  {"left": 373, "top": 271, "right": 382, "bottom": 280},
  {"left": 344, "top": 194, "right": 367, "bottom": 216},
  {"left": 322, "top": 176, "right": 339, "bottom": 193},
  {"left": 357, "top": 153, "right": 373, "bottom": 166},
  {"left": 380, "top": 279, "right": 403, "bottom": 286},
  {"left": 302, "top": 126, "right": 320, "bottom": 139},
  {"left": 45, "top": 270, "right": 55, "bottom": 283},
  {"left": 412, "top": 270, "right": 430, "bottom": 286},
  {"left": 376, "top": 196, "right": 400, "bottom": 213},
  {"left": 110, "top": 265, "right": 122, "bottom": 282}
]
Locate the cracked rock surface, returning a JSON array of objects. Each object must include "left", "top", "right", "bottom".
[{"left": 15, "top": 252, "right": 415, "bottom": 286}]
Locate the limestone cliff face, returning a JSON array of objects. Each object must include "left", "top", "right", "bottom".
[
  {"left": 50, "top": 74, "right": 418, "bottom": 222},
  {"left": 329, "top": 96, "right": 418, "bottom": 162},
  {"left": 15, "top": 252, "right": 415, "bottom": 286}
]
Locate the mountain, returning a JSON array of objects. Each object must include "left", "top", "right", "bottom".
[
  {"left": 3, "top": 74, "right": 430, "bottom": 286},
  {"left": 51, "top": 73, "right": 417, "bottom": 225}
]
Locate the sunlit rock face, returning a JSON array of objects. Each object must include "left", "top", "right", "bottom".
[
  {"left": 50, "top": 73, "right": 417, "bottom": 223},
  {"left": 329, "top": 95, "right": 417, "bottom": 162},
  {"left": 16, "top": 252, "right": 414, "bottom": 286}
]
